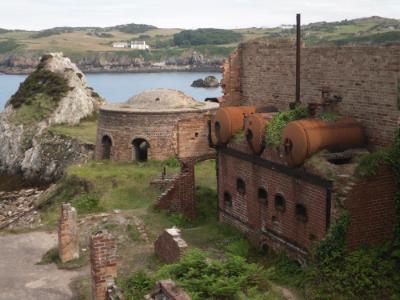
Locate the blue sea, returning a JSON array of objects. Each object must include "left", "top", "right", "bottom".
[{"left": 0, "top": 72, "right": 222, "bottom": 111}]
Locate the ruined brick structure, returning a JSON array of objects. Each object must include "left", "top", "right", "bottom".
[
  {"left": 155, "top": 154, "right": 215, "bottom": 218},
  {"left": 58, "top": 203, "right": 79, "bottom": 263},
  {"left": 223, "top": 39, "right": 400, "bottom": 146},
  {"left": 154, "top": 227, "right": 188, "bottom": 263},
  {"left": 216, "top": 39, "right": 400, "bottom": 261},
  {"left": 95, "top": 89, "right": 218, "bottom": 161},
  {"left": 145, "top": 280, "right": 191, "bottom": 300},
  {"left": 90, "top": 231, "right": 117, "bottom": 300}
]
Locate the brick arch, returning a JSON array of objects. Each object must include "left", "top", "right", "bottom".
[{"left": 156, "top": 153, "right": 217, "bottom": 219}]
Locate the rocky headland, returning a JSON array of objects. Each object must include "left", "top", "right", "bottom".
[{"left": 0, "top": 52, "right": 105, "bottom": 183}]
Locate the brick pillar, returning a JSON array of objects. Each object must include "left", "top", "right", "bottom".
[
  {"left": 90, "top": 231, "right": 117, "bottom": 300},
  {"left": 58, "top": 203, "right": 79, "bottom": 263},
  {"left": 179, "top": 163, "right": 196, "bottom": 218}
]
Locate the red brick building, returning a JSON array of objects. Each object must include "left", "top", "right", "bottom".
[
  {"left": 95, "top": 88, "right": 219, "bottom": 162},
  {"left": 216, "top": 39, "right": 399, "bottom": 261}
]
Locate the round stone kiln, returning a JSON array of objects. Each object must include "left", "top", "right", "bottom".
[{"left": 95, "top": 89, "right": 219, "bottom": 161}]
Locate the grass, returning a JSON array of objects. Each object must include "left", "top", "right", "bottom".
[
  {"left": 39, "top": 160, "right": 180, "bottom": 227},
  {"left": 49, "top": 120, "right": 97, "bottom": 144},
  {"left": 37, "top": 247, "right": 89, "bottom": 270}
]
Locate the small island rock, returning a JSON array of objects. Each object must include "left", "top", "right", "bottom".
[{"left": 191, "top": 75, "right": 220, "bottom": 88}]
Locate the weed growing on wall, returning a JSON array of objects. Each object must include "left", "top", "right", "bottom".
[{"left": 265, "top": 105, "right": 309, "bottom": 148}]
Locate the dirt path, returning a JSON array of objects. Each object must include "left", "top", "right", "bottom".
[{"left": 0, "top": 231, "right": 87, "bottom": 300}]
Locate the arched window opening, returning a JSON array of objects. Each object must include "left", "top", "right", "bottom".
[
  {"left": 132, "top": 138, "right": 149, "bottom": 162},
  {"left": 258, "top": 187, "right": 268, "bottom": 204},
  {"left": 236, "top": 178, "right": 246, "bottom": 194},
  {"left": 274, "top": 193, "right": 286, "bottom": 212},
  {"left": 295, "top": 203, "right": 308, "bottom": 222},
  {"left": 223, "top": 191, "right": 232, "bottom": 208},
  {"left": 101, "top": 135, "right": 112, "bottom": 160}
]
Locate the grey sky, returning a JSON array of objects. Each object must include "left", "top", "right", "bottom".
[{"left": 1, "top": 0, "right": 399, "bottom": 30}]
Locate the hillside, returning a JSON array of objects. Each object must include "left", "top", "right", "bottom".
[{"left": 0, "top": 16, "right": 399, "bottom": 74}]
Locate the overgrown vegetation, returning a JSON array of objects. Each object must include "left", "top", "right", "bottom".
[
  {"left": 120, "top": 249, "right": 267, "bottom": 300},
  {"left": 173, "top": 28, "right": 242, "bottom": 46},
  {"left": 0, "top": 39, "right": 19, "bottom": 53},
  {"left": 10, "top": 67, "right": 70, "bottom": 124},
  {"left": 265, "top": 105, "right": 309, "bottom": 147}
]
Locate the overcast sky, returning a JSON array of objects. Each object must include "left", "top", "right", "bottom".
[{"left": 1, "top": 0, "right": 399, "bottom": 30}]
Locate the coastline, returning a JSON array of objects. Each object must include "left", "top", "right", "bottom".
[{"left": 0, "top": 65, "right": 221, "bottom": 76}]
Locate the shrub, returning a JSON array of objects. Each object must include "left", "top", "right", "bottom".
[
  {"left": 118, "top": 270, "right": 154, "bottom": 300},
  {"left": 10, "top": 69, "right": 69, "bottom": 109},
  {"left": 155, "top": 249, "right": 265, "bottom": 299},
  {"left": 71, "top": 193, "right": 102, "bottom": 214}
]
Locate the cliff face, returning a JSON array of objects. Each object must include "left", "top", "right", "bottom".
[
  {"left": 0, "top": 51, "right": 224, "bottom": 74},
  {"left": 0, "top": 53, "right": 104, "bottom": 182}
]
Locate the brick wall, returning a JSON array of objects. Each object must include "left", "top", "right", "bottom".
[
  {"left": 156, "top": 164, "right": 196, "bottom": 218},
  {"left": 345, "top": 169, "right": 396, "bottom": 249},
  {"left": 221, "top": 49, "right": 241, "bottom": 107},
  {"left": 177, "top": 115, "right": 215, "bottom": 159},
  {"left": 58, "top": 203, "right": 79, "bottom": 263},
  {"left": 218, "top": 150, "right": 328, "bottom": 253},
  {"left": 154, "top": 228, "right": 188, "bottom": 263},
  {"left": 96, "top": 108, "right": 217, "bottom": 161},
  {"left": 90, "top": 231, "right": 117, "bottom": 300},
  {"left": 225, "top": 39, "right": 400, "bottom": 146}
]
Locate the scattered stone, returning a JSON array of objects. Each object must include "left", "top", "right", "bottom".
[{"left": 0, "top": 188, "right": 45, "bottom": 229}]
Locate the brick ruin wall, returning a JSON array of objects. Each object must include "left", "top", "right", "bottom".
[
  {"left": 96, "top": 110, "right": 215, "bottom": 161},
  {"left": 177, "top": 115, "right": 215, "bottom": 159},
  {"left": 218, "top": 149, "right": 397, "bottom": 256},
  {"left": 218, "top": 150, "right": 327, "bottom": 256},
  {"left": 345, "top": 169, "right": 396, "bottom": 249},
  {"left": 223, "top": 40, "right": 400, "bottom": 146},
  {"left": 156, "top": 163, "right": 196, "bottom": 218}
]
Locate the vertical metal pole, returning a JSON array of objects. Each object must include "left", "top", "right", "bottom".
[{"left": 296, "top": 13, "right": 301, "bottom": 104}]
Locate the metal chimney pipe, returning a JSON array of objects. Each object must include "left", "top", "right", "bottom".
[{"left": 296, "top": 13, "right": 301, "bottom": 104}]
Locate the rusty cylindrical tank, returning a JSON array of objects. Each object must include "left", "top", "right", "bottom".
[
  {"left": 282, "top": 118, "right": 365, "bottom": 167},
  {"left": 213, "top": 106, "right": 256, "bottom": 144},
  {"left": 244, "top": 113, "right": 275, "bottom": 154}
]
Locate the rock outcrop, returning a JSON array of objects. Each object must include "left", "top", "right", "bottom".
[
  {"left": 191, "top": 75, "right": 220, "bottom": 88},
  {"left": 0, "top": 53, "right": 104, "bottom": 182}
]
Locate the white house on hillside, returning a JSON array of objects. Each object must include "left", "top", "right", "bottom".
[
  {"left": 112, "top": 42, "right": 129, "bottom": 48},
  {"left": 131, "top": 41, "right": 150, "bottom": 50}
]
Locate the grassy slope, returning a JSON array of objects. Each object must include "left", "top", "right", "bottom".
[
  {"left": 49, "top": 120, "right": 97, "bottom": 144},
  {"left": 0, "top": 17, "right": 398, "bottom": 60}
]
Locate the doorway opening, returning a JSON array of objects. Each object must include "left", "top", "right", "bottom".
[
  {"left": 132, "top": 138, "right": 149, "bottom": 162},
  {"left": 101, "top": 135, "right": 112, "bottom": 160}
]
